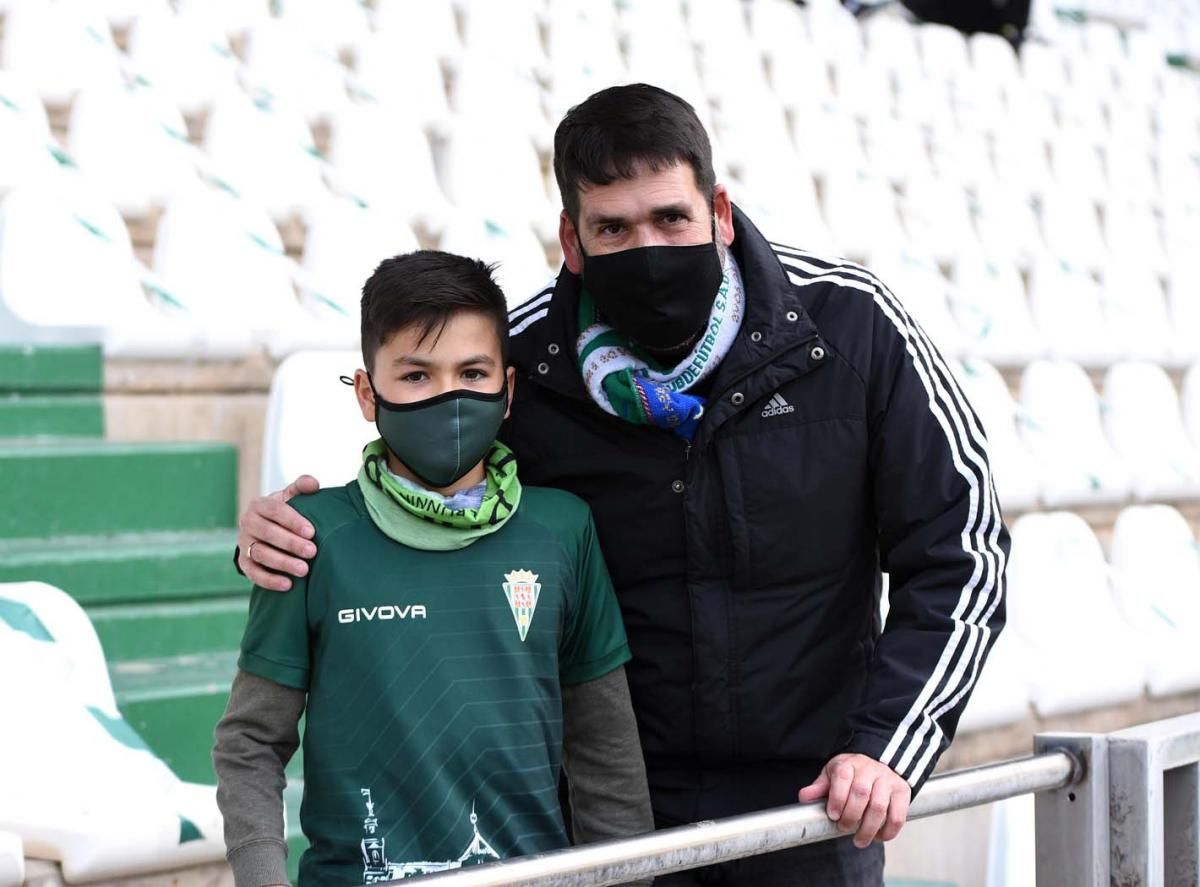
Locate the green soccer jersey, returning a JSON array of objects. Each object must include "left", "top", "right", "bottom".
[{"left": 238, "top": 482, "right": 631, "bottom": 885}]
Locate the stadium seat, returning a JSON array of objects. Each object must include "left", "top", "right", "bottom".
[
  {"left": 1019, "top": 41, "right": 1071, "bottom": 98},
  {"left": 1102, "top": 362, "right": 1200, "bottom": 499},
  {"left": 862, "top": 14, "right": 923, "bottom": 82},
  {"left": 985, "top": 793, "right": 1035, "bottom": 887},
  {"left": 894, "top": 76, "right": 958, "bottom": 135},
  {"left": 1056, "top": 84, "right": 1110, "bottom": 143},
  {"left": 1169, "top": 263, "right": 1200, "bottom": 366},
  {"left": 1004, "top": 512, "right": 1146, "bottom": 715},
  {"left": 991, "top": 126, "right": 1055, "bottom": 200},
  {"left": 353, "top": 32, "right": 453, "bottom": 134},
  {"left": 1017, "top": 359, "right": 1132, "bottom": 506},
  {"left": 950, "top": 254, "right": 1044, "bottom": 366},
  {"left": 792, "top": 103, "right": 868, "bottom": 181},
  {"left": 241, "top": 19, "right": 351, "bottom": 124},
  {"left": 749, "top": 0, "right": 811, "bottom": 67},
  {"left": 0, "top": 0, "right": 124, "bottom": 106},
  {"left": 1038, "top": 189, "right": 1110, "bottom": 272},
  {"left": 900, "top": 174, "right": 979, "bottom": 266},
  {"left": 1162, "top": 198, "right": 1200, "bottom": 267},
  {"left": 0, "top": 72, "right": 60, "bottom": 197},
  {"left": 0, "top": 582, "right": 225, "bottom": 881},
  {"left": 1027, "top": 258, "right": 1117, "bottom": 365},
  {"left": 172, "top": 0, "right": 270, "bottom": 36},
  {"left": 299, "top": 198, "right": 419, "bottom": 330},
  {"left": 0, "top": 832, "right": 21, "bottom": 887},
  {"left": 823, "top": 168, "right": 904, "bottom": 262},
  {"left": 955, "top": 630, "right": 1031, "bottom": 733},
  {"left": 733, "top": 154, "right": 828, "bottom": 254},
  {"left": 1185, "top": 362, "right": 1200, "bottom": 449},
  {"left": 1104, "top": 197, "right": 1168, "bottom": 275},
  {"left": 950, "top": 73, "right": 1008, "bottom": 136},
  {"left": 203, "top": 88, "right": 328, "bottom": 222},
  {"left": 438, "top": 214, "right": 555, "bottom": 308},
  {"left": 804, "top": 0, "right": 864, "bottom": 64},
  {"left": 67, "top": 81, "right": 196, "bottom": 218},
  {"left": 950, "top": 358, "right": 1042, "bottom": 512},
  {"left": 868, "top": 249, "right": 967, "bottom": 359},
  {"left": 1097, "top": 259, "right": 1177, "bottom": 364},
  {"left": 832, "top": 58, "right": 896, "bottom": 123},
  {"left": 126, "top": 4, "right": 242, "bottom": 115},
  {"left": 930, "top": 128, "right": 994, "bottom": 192},
  {"left": 1109, "top": 505, "right": 1200, "bottom": 696},
  {"left": 544, "top": 3, "right": 625, "bottom": 121},
  {"left": 919, "top": 23, "right": 972, "bottom": 80},
  {"left": 0, "top": 179, "right": 219, "bottom": 356},
  {"left": 439, "top": 117, "right": 555, "bottom": 240},
  {"left": 273, "top": 0, "right": 370, "bottom": 56},
  {"left": 770, "top": 44, "right": 832, "bottom": 121},
  {"left": 458, "top": 0, "right": 547, "bottom": 73},
  {"left": 152, "top": 186, "right": 344, "bottom": 355},
  {"left": 260, "top": 350, "right": 377, "bottom": 496},
  {"left": 372, "top": 0, "right": 462, "bottom": 66},
  {"left": 451, "top": 50, "right": 552, "bottom": 152},
  {"left": 970, "top": 181, "right": 1045, "bottom": 268},
  {"left": 863, "top": 116, "right": 934, "bottom": 189},
  {"left": 969, "top": 32, "right": 1021, "bottom": 86},
  {"left": 1049, "top": 131, "right": 1108, "bottom": 201},
  {"left": 326, "top": 100, "right": 454, "bottom": 234}
]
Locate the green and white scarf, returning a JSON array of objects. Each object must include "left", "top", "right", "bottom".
[
  {"left": 576, "top": 254, "right": 745, "bottom": 440},
  {"left": 358, "top": 439, "right": 521, "bottom": 551}
]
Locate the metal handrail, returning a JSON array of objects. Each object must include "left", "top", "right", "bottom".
[{"left": 401, "top": 750, "right": 1080, "bottom": 886}]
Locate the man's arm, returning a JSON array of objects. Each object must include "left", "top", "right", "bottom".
[
  {"left": 213, "top": 669, "right": 306, "bottom": 887},
  {"left": 235, "top": 476, "right": 320, "bottom": 591},
  {"left": 562, "top": 666, "right": 654, "bottom": 887},
  {"left": 800, "top": 272, "right": 1010, "bottom": 846}
]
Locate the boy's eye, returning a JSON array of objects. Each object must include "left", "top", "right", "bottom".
[
  {"left": 462, "top": 368, "right": 487, "bottom": 381},
  {"left": 401, "top": 371, "right": 427, "bottom": 383}
]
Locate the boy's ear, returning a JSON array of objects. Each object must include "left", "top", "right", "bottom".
[
  {"left": 354, "top": 369, "right": 376, "bottom": 423},
  {"left": 504, "top": 366, "right": 516, "bottom": 420}
]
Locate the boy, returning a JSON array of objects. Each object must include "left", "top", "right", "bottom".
[{"left": 213, "top": 251, "right": 653, "bottom": 886}]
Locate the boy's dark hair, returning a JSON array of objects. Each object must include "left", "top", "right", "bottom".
[
  {"left": 553, "top": 83, "right": 717, "bottom": 224},
  {"left": 360, "top": 250, "right": 509, "bottom": 372}
]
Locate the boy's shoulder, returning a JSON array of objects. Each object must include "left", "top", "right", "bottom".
[
  {"left": 516, "top": 485, "right": 594, "bottom": 537},
  {"left": 290, "top": 482, "right": 369, "bottom": 541}
]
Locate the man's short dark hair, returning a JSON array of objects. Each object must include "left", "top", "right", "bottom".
[
  {"left": 553, "top": 83, "right": 717, "bottom": 223},
  {"left": 360, "top": 250, "right": 508, "bottom": 372}
]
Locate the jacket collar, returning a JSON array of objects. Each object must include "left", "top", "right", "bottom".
[{"left": 512, "top": 205, "right": 823, "bottom": 401}]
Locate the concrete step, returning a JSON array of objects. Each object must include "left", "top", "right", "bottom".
[
  {"left": 0, "top": 440, "right": 237, "bottom": 539},
  {"left": 90, "top": 595, "right": 249, "bottom": 662},
  {"left": 0, "top": 529, "right": 241, "bottom": 605},
  {"left": 0, "top": 394, "right": 103, "bottom": 437},
  {"left": 0, "top": 344, "right": 102, "bottom": 394}
]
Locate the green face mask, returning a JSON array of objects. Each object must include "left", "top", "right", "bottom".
[{"left": 369, "top": 377, "right": 509, "bottom": 489}]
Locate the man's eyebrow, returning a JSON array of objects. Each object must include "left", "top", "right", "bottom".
[
  {"left": 584, "top": 212, "right": 628, "bottom": 228},
  {"left": 651, "top": 203, "right": 693, "bottom": 218}
]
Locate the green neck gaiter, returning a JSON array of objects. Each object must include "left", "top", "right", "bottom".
[{"left": 357, "top": 439, "right": 522, "bottom": 551}]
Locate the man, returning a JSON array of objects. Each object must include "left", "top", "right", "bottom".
[{"left": 237, "top": 84, "right": 1009, "bottom": 885}]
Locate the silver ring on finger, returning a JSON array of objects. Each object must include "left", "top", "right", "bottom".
[{"left": 246, "top": 540, "right": 258, "bottom": 563}]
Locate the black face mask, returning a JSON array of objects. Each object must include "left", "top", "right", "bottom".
[{"left": 581, "top": 239, "right": 724, "bottom": 357}]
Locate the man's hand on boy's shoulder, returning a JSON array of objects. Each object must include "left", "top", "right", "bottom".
[{"left": 238, "top": 475, "right": 322, "bottom": 591}]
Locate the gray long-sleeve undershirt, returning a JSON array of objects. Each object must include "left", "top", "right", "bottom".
[{"left": 212, "top": 666, "right": 654, "bottom": 887}]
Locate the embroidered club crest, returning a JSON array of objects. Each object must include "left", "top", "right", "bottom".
[{"left": 502, "top": 569, "right": 541, "bottom": 642}]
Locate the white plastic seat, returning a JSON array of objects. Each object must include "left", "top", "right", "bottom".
[
  {"left": 0, "top": 0, "right": 124, "bottom": 106},
  {"left": 792, "top": 102, "right": 867, "bottom": 181},
  {"left": 544, "top": 5, "right": 626, "bottom": 121},
  {"left": 919, "top": 23, "right": 971, "bottom": 80},
  {"left": 862, "top": 116, "right": 932, "bottom": 189},
  {"left": 1098, "top": 259, "right": 1176, "bottom": 364},
  {"left": 950, "top": 254, "right": 1044, "bottom": 366},
  {"left": 1110, "top": 505, "right": 1200, "bottom": 696},
  {"left": 126, "top": 5, "right": 242, "bottom": 115},
  {"left": 804, "top": 0, "right": 864, "bottom": 65},
  {"left": 153, "top": 186, "right": 344, "bottom": 355},
  {"left": 0, "top": 179, "right": 226, "bottom": 355},
  {"left": 1017, "top": 359, "right": 1132, "bottom": 506},
  {"left": 241, "top": 20, "right": 351, "bottom": 124},
  {"left": 1039, "top": 189, "right": 1109, "bottom": 272},
  {"left": 1019, "top": 41, "right": 1071, "bottom": 97},
  {"left": 822, "top": 168, "right": 903, "bottom": 262},
  {"left": 1184, "top": 362, "right": 1200, "bottom": 449},
  {"left": 969, "top": 32, "right": 1021, "bottom": 85},
  {"left": 326, "top": 101, "right": 453, "bottom": 234},
  {"left": 1168, "top": 263, "right": 1200, "bottom": 366},
  {"left": 899, "top": 174, "right": 977, "bottom": 266},
  {"left": 203, "top": 89, "right": 328, "bottom": 222},
  {"left": 1162, "top": 198, "right": 1200, "bottom": 267},
  {"left": 1004, "top": 512, "right": 1145, "bottom": 715},
  {"left": 0, "top": 582, "right": 225, "bottom": 882},
  {"left": 992, "top": 127, "right": 1054, "bottom": 200},
  {"left": 274, "top": 0, "right": 370, "bottom": 56},
  {"left": 1027, "top": 256, "right": 1118, "bottom": 366},
  {"left": 769, "top": 49, "right": 832, "bottom": 121},
  {"left": 894, "top": 76, "right": 957, "bottom": 136},
  {"left": 624, "top": 31, "right": 709, "bottom": 122},
  {"left": 830, "top": 58, "right": 895, "bottom": 123},
  {"left": 171, "top": 0, "right": 270, "bottom": 36},
  {"left": 1049, "top": 131, "right": 1108, "bottom": 201},
  {"left": 1102, "top": 362, "right": 1200, "bottom": 499},
  {"left": 1056, "top": 84, "right": 1110, "bottom": 143},
  {"left": 300, "top": 198, "right": 419, "bottom": 330},
  {"left": 438, "top": 214, "right": 555, "bottom": 309},
  {"left": 749, "top": 0, "right": 811, "bottom": 66},
  {"left": 353, "top": 32, "right": 452, "bottom": 133},
  {"left": 67, "top": 81, "right": 196, "bottom": 218},
  {"left": 0, "top": 72, "right": 60, "bottom": 197},
  {"left": 970, "top": 181, "right": 1045, "bottom": 269},
  {"left": 1104, "top": 196, "right": 1168, "bottom": 274},
  {"left": 950, "top": 72, "right": 1008, "bottom": 135},
  {"left": 688, "top": 0, "right": 752, "bottom": 50},
  {"left": 451, "top": 50, "right": 552, "bottom": 151},
  {"left": 868, "top": 249, "right": 967, "bottom": 359},
  {"left": 372, "top": 0, "right": 461, "bottom": 64},
  {"left": 862, "top": 14, "right": 922, "bottom": 82},
  {"left": 439, "top": 118, "right": 554, "bottom": 238},
  {"left": 261, "top": 350, "right": 376, "bottom": 495},
  {"left": 955, "top": 630, "right": 1032, "bottom": 733},
  {"left": 951, "top": 358, "right": 1042, "bottom": 512},
  {"left": 459, "top": 0, "right": 547, "bottom": 72}
]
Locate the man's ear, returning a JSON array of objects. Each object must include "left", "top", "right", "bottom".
[
  {"left": 559, "top": 210, "right": 583, "bottom": 275},
  {"left": 504, "top": 365, "right": 517, "bottom": 419},
  {"left": 713, "top": 184, "right": 735, "bottom": 248},
  {"left": 354, "top": 369, "right": 376, "bottom": 422}
]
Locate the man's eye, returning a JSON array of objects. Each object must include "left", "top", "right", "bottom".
[
  {"left": 662, "top": 214, "right": 687, "bottom": 225},
  {"left": 599, "top": 224, "right": 623, "bottom": 236}
]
